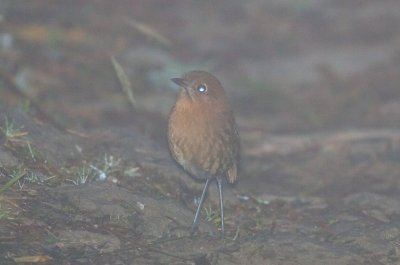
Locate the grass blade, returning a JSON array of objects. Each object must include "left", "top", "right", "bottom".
[
  {"left": 125, "top": 18, "right": 171, "bottom": 47},
  {"left": 0, "top": 170, "right": 26, "bottom": 194},
  {"left": 111, "top": 56, "right": 137, "bottom": 108}
]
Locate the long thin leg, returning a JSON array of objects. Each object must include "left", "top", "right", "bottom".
[
  {"left": 217, "top": 178, "right": 224, "bottom": 235},
  {"left": 191, "top": 178, "right": 211, "bottom": 232}
]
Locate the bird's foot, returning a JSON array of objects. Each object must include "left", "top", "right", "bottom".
[
  {"left": 189, "top": 223, "right": 199, "bottom": 236},
  {"left": 217, "top": 228, "right": 225, "bottom": 239}
]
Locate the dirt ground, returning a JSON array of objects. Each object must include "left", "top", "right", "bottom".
[{"left": 1, "top": 0, "right": 400, "bottom": 264}]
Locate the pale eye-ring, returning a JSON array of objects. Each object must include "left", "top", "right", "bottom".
[{"left": 197, "top": 84, "right": 207, "bottom": 93}]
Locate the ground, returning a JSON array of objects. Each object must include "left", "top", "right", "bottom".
[{"left": 1, "top": 0, "right": 400, "bottom": 264}]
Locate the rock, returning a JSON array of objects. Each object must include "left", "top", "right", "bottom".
[
  {"left": 56, "top": 230, "right": 120, "bottom": 253},
  {"left": 50, "top": 183, "right": 217, "bottom": 238},
  {"left": 345, "top": 192, "right": 400, "bottom": 217}
]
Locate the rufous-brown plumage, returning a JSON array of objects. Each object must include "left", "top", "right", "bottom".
[{"left": 168, "top": 70, "right": 240, "bottom": 234}]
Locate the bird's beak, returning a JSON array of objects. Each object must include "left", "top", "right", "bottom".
[
  {"left": 171, "top": 78, "right": 187, "bottom": 88},
  {"left": 171, "top": 78, "right": 191, "bottom": 99}
]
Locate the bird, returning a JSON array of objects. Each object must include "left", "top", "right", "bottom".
[{"left": 168, "top": 70, "right": 240, "bottom": 235}]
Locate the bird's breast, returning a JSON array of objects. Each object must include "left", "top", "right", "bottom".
[{"left": 168, "top": 98, "right": 237, "bottom": 180}]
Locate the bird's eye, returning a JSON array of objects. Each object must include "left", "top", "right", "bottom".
[{"left": 197, "top": 84, "right": 207, "bottom": 93}]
